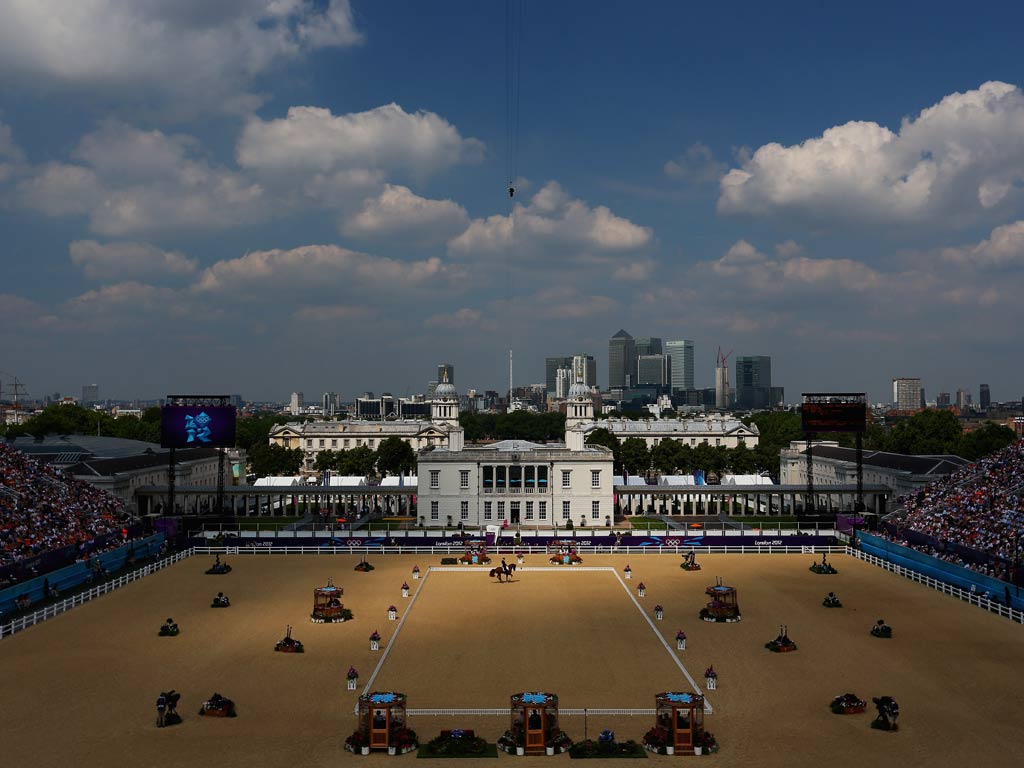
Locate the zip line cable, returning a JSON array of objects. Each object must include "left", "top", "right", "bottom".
[{"left": 503, "top": 0, "right": 524, "bottom": 407}]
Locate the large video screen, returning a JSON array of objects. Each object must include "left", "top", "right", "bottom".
[
  {"left": 161, "top": 405, "right": 237, "bottom": 448},
  {"left": 801, "top": 401, "right": 866, "bottom": 433}
]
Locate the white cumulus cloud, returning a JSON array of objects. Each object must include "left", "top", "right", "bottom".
[
  {"left": 448, "top": 181, "right": 652, "bottom": 261},
  {"left": 343, "top": 185, "right": 470, "bottom": 244},
  {"left": 718, "top": 81, "right": 1024, "bottom": 227},
  {"left": 938, "top": 220, "right": 1024, "bottom": 268},
  {"left": 0, "top": 0, "right": 362, "bottom": 114},
  {"left": 237, "top": 103, "right": 485, "bottom": 181},
  {"left": 70, "top": 240, "right": 198, "bottom": 281}
]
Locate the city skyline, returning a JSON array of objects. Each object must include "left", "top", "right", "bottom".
[{"left": 2, "top": 2, "right": 1024, "bottom": 403}]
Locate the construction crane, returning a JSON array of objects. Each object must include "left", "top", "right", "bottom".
[{"left": 716, "top": 347, "right": 733, "bottom": 370}]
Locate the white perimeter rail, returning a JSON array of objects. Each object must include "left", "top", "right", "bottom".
[
  {"left": 844, "top": 547, "right": 1024, "bottom": 625},
  {"left": 190, "top": 545, "right": 849, "bottom": 557},
  {"left": 407, "top": 708, "right": 656, "bottom": 717},
  {"left": 0, "top": 549, "right": 192, "bottom": 640}
]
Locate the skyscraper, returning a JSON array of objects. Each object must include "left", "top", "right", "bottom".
[
  {"left": 636, "top": 355, "right": 667, "bottom": 387},
  {"left": 665, "top": 340, "right": 695, "bottom": 391},
  {"left": 289, "top": 391, "right": 305, "bottom": 415},
  {"left": 545, "top": 357, "right": 573, "bottom": 395},
  {"left": 891, "top": 378, "right": 922, "bottom": 411},
  {"left": 82, "top": 384, "right": 99, "bottom": 406},
  {"left": 634, "top": 337, "right": 663, "bottom": 357},
  {"left": 572, "top": 354, "right": 598, "bottom": 389},
  {"left": 955, "top": 388, "right": 971, "bottom": 411},
  {"left": 735, "top": 356, "right": 772, "bottom": 410},
  {"left": 608, "top": 330, "right": 636, "bottom": 390},
  {"left": 980, "top": 384, "right": 991, "bottom": 410}
]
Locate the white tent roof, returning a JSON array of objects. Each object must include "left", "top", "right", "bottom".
[
  {"left": 254, "top": 476, "right": 301, "bottom": 487},
  {"left": 721, "top": 474, "right": 774, "bottom": 485},
  {"left": 380, "top": 475, "right": 418, "bottom": 487},
  {"left": 614, "top": 476, "right": 648, "bottom": 486},
  {"left": 327, "top": 475, "right": 368, "bottom": 486},
  {"left": 658, "top": 475, "right": 697, "bottom": 486}
]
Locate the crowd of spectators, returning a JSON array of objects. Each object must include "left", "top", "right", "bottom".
[
  {"left": 891, "top": 439, "right": 1024, "bottom": 582},
  {"left": 0, "top": 443, "right": 131, "bottom": 574}
]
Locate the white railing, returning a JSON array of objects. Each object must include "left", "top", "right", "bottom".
[
  {"left": 0, "top": 549, "right": 193, "bottom": 640},
  {"left": 845, "top": 547, "right": 1024, "bottom": 624},
  {"left": 190, "top": 545, "right": 847, "bottom": 557}
]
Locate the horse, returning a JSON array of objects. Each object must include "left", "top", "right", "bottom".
[{"left": 489, "top": 563, "right": 517, "bottom": 582}]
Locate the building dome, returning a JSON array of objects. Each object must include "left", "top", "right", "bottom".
[
  {"left": 568, "top": 380, "right": 590, "bottom": 399},
  {"left": 435, "top": 380, "right": 457, "bottom": 399}
]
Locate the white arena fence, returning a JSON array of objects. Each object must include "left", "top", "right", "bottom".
[
  {"left": 3, "top": 544, "right": 1020, "bottom": 638},
  {"left": 845, "top": 547, "right": 1024, "bottom": 625},
  {"left": 0, "top": 550, "right": 191, "bottom": 640}
]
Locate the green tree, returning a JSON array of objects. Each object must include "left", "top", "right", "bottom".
[
  {"left": 958, "top": 422, "right": 1016, "bottom": 460},
  {"left": 889, "top": 409, "right": 962, "bottom": 455},
  {"left": 337, "top": 446, "right": 377, "bottom": 477},
  {"left": 375, "top": 436, "right": 416, "bottom": 476},
  {"left": 651, "top": 439, "right": 686, "bottom": 473},
  {"left": 619, "top": 437, "right": 650, "bottom": 474},
  {"left": 314, "top": 450, "right": 341, "bottom": 472},
  {"left": 726, "top": 445, "right": 758, "bottom": 474},
  {"left": 248, "top": 443, "right": 303, "bottom": 477}
]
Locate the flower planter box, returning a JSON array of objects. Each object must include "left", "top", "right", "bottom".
[
  {"left": 546, "top": 746, "right": 555, "bottom": 756},
  {"left": 347, "top": 679, "right": 358, "bottom": 691},
  {"left": 694, "top": 746, "right": 702, "bottom": 755},
  {"left": 370, "top": 639, "right": 380, "bottom": 651},
  {"left": 361, "top": 747, "right": 370, "bottom": 755},
  {"left": 388, "top": 746, "right": 397, "bottom": 755},
  {"left": 676, "top": 638, "right": 686, "bottom": 650},
  {"left": 388, "top": 609, "right": 397, "bottom": 621},
  {"left": 516, "top": 746, "right": 525, "bottom": 756}
]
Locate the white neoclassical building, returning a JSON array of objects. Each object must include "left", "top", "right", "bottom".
[
  {"left": 587, "top": 413, "right": 759, "bottom": 449},
  {"left": 417, "top": 380, "right": 615, "bottom": 528},
  {"left": 268, "top": 374, "right": 462, "bottom": 471}
]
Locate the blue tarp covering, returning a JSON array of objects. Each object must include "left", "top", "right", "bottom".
[
  {"left": 857, "top": 532, "right": 1022, "bottom": 610},
  {"left": 0, "top": 533, "right": 164, "bottom": 616}
]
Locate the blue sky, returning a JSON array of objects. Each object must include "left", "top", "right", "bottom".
[{"left": 2, "top": 0, "right": 1024, "bottom": 404}]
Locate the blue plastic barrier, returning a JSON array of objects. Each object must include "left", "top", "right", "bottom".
[
  {"left": 0, "top": 533, "right": 164, "bottom": 616},
  {"left": 858, "top": 532, "right": 1023, "bottom": 611}
]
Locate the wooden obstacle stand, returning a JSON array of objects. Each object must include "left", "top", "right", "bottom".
[
  {"left": 158, "top": 618, "right": 179, "bottom": 637},
  {"left": 645, "top": 692, "right": 715, "bottom": 755},
  {"left": 822, "top": 592, "right": 842, "bottom": 608},
  {"left": 700, "top": 578, "right": 741, "bottom": 622},
  {"left": 871, "top": 696, "right": 900, "bottom": 731},
  {"left": 500, "top": 692, "right": 571, "bottom": 755},
  {"left": 198, "top": 692, "right": 236, "bottom": 717},
  {"left": 831, "top": 693, "right": 867, "bottom": 715},
  {"left": 205, "top": 555, "right": 232, "bottom": 575},
  {"left": 809, "top": 553, "right": 838, "bottom": 575},
  {"left": 871, "top": 619, "right": 893, "bottom": 638},
  {"left": 346, "top": 691, "right": 417, "bottom": 754},
  {"left": 311, "top": 577, "right": 352, "bottom": 623},
  {"left": 765, "top": 624, "right": 798, "bottom": 653},
  {"left": 274, "top": 625, "right": 304, "bottom": 653},
  {"left": 681, "top": 551, "right": 702, "bottom": 571},
  {"left": 459, "top": 543, "right": 491, "bottom": 565},
  {"left": 210, "top": 592, "right": 230, "bottom": 608},
  {"left": 354, "top": 557, "right": 375, "bottom": 572}
]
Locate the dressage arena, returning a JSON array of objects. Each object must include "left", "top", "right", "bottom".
[{"left": 3, "top": 552, "right": 1024, "bottom": 767}]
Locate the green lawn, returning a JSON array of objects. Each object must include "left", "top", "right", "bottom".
[{"left": 625, "top": 517, "right": 669, "bottom": 530}]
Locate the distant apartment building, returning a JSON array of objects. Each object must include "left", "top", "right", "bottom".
[
  {"left": 82, "top": 384, "right": 99, "bottom": 406},
  {"left": 956, "top": 388, "right": 971, "bottom": 412},
  {"left": 322, "top": 392, "right": 342, "bottom": 417},
  {"left": 547, "top": 355, "right": 597, "bottom": 396},
  {"left": 980, "top": 384, "right": 991, "bottom": 410},
  {"left": 665, "top": 339, "right": 695, "bottom": 392},
  {"left": 289, "top": 391, "right": 305, "bottom": 416},
  {"left": 936, "top": 392, "right": 951, "bottom": 408},
  {"left": 891, "top": 378, "right": 922, "bottom": 411}
]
